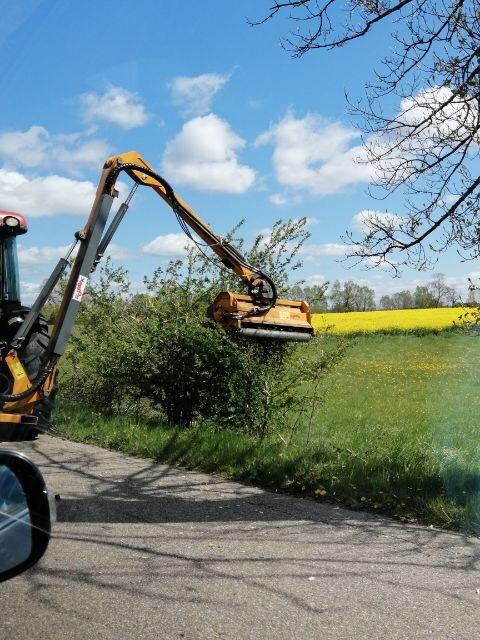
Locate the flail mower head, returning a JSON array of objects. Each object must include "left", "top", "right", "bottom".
[{"left": 212, "top": 292, "right": 314, "bottom": 342}]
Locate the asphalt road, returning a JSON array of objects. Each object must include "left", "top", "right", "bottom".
[{"left": 1, "top": 435, "right": 480, "bottom": 639}]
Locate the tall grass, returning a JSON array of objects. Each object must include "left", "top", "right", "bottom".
[{"left": 55, "top": 333, "right": 480, "bottom": 532}]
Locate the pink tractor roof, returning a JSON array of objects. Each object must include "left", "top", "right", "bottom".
[{"left": 0, "top": 210, "right": 28, "bottom": 235}]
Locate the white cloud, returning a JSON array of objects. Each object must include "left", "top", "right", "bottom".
[
  {"left": 18, "top": 244, "right": 72, "bottom": 266},
  {"left": 366, "top": 86, "right": 480, "bottom": 184},
  {"left": 352, "top": 209, "right": 404, "bottom": 234},
  {"left": 162, "top": 114, "right": 255, "bottom": 193},
  {"left": 442, "top": 274, "right": 470, "bottom": 293},
  {"left": 55, "top": 138, "right": 109, "bottom": 170},
  {"left": 269, "top": 192, "right": 289, "bottom": 206},
  {"left": 17, "top": 242, "right": 131, "bottom": 267},
  {"left": 0, "top": 125, "right": 109, "bottom": 172},
  {"left": 259, "top": 93, "right": 477, "bottom": 201},
  {"left": 0, "top": 162, "right": 129, "bottom": 218},
  {"left": 0, "top": 168, "right": 96, "bottom": 217},
  {"left": 256, "top": 111, "right": 373, "bottom": 196},
  {"left": 398, "top": 86, "right": 479, "bottom": 144},
  {"left": 359, "top": 255, "right": 395, "bottom": 271},
  {"left": 105, "top": 243, "right": 134, "bottom": 261},
  {"left": 0, "top": 126, "right": 49, "bottom": 168},
  {"left": 170, "top": 72, "right": 230, "bottom": 117},
  {"left": 20, "top": 281, "right": 42, "bottom": 305},
  {"left": 269, "top": 191, "right": 303, "bottom": 206},
  {"left": 142, "top": 232, "right": 195, "bottom": 257},
  {"left": 304, "top": 273, "right": 327, "bottom": 286},
  {"left": 301, "top": 243, "right": 348, "bottom": 257},
  {"left": 80, "top": 86, "right": 149, "bottom": 130}
]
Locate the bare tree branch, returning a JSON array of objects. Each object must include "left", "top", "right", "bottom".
[{"left": 253, "top": 0, "right": 480, "bottom": 271}]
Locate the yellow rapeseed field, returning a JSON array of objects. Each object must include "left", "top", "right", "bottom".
[{"left": 311, "top": 307, "right": 469, "bottom": 334}]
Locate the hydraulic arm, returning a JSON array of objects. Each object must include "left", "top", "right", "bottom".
[{"left": 0, "top": 151, "right": 313, "bottom": 435}]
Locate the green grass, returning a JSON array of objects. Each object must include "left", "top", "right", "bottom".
[{"left": 54, "top": 332, "right": 480, "bottom": 532}]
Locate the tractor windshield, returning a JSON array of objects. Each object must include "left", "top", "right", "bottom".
[{"left": 1, "top": 237, "right": 20, "bottom": 302}]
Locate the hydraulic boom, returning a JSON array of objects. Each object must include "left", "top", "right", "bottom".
[{"left": 0, "top": 151, "right": 314, "bottom": 438}]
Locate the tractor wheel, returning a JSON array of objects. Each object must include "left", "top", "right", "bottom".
[
  {"left": 19, "top": 317, "right": 49, "bottom": 381},
  {"left": 18, "top": 317, "right": 57, "bottom": 438}
]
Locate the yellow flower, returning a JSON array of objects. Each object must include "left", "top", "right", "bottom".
[
  {"left": 311, "top": 307, "right": 469, "bottom": 335},
  {"left": 315, "top": 488, "right": 327, "bottom": 496}
]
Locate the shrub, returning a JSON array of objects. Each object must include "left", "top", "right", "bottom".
[{"left": 60, "top": 219, "right": 345, "bottom": 436}]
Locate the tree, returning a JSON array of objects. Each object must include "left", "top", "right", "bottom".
[
  {"left": 391, "top": 290, "right": 414, "bottom": 309},
  {"left": 380, "top": 294, "right": 393, "bottom": 310},
  {"left": 330, "top": 280, "right": 376, "bottom": 312},
  {"left": 330, "top": 280, "right": 356, "bottom": 312},
  {"left": 288, "top": 283, "right": 329, "bottom": 312},
  {"left": 381, "top": 289, "right": 416, "bottom": 309},
  {"left": 414, "top": 285, "right": 436, "bottom": 309},
  {"left": 427, "top": 274, "right": 457, "bottom": 307},
  {"left": 356, "top": 285, "right": 376, "bottom": 311},
  {"left": 253, "top": 2, "right": 480, "bottom": 272}
]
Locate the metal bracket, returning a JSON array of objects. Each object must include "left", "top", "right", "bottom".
[{"left": 47, "top": 194, "right": 114, "bottom": 357}]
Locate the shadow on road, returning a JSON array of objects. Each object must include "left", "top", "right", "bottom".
[
  {"left": 26, "top": 437, "right": 480, "bottom": 547},
  {"left": 1, "top": 435, "right": 479, "bottom": 633}
]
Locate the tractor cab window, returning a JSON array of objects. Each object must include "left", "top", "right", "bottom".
[{"left": 1, "top": 237, "right": 20, "bottom": 302}]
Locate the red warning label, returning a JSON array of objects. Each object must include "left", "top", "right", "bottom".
[{"left": 73, "top": 275, "right": 88, "bottom": 302}]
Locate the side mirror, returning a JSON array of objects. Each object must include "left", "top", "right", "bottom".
[{"left": 0, "top": 450, "right": 53, "bottom": 583}]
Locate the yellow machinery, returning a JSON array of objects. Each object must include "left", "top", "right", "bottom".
[{"left": 0, "top": 152, "right": 314, "bottom": 439}]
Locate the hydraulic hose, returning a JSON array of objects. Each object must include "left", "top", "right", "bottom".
[
  {"left": 0, "top": 358, "right": 57, "bottom": 404},
  {"left": 104, "top": 162, "right": 175, "bottom": 201},
  {"left": 104, "top": 162, "right": 279, "bottom": 313},
  {"left": 246, "top": 269, "right": 278, "bottom": 315}
]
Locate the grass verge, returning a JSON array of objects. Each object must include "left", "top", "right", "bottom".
[
  {"left": 54, "top": 342, "right": 480, "bottom": 537},
  {"left": 54, "top": 332, "right": 480, "bottom": 533}
]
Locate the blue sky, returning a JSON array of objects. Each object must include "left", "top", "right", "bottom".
[{"left": 0, "top": 0, "right": 472, "bottom": 303}]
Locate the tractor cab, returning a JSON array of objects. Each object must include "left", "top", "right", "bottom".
[{"left": 0, "top": 211, "right": 27, "bottom": 306}]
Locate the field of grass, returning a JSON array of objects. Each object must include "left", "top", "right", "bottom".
[
  {"left": 311, "top": 307, "right": 469, "bottom": 335},
  {"left": 293, "top": 333, "right": 480, "bottom": 528},
  {"left": 55, "top": 330, "right": 480, "bottom": 532}
]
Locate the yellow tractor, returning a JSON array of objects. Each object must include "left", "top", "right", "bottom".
[{"left": 0, "top": 152, "right": 314, "bottom": 440}]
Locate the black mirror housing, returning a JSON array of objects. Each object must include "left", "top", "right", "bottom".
[{"left": 0, "top": 450, "right": 52, "bottom": 582}]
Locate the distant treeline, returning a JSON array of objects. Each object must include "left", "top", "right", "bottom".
[{"left": 289, "top": 274, "right": 467, "bottom": 313}]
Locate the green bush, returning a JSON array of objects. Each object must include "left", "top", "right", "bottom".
[{"left": 60, "top": 219, "right": 344, "bottom": 436}]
